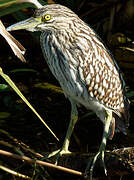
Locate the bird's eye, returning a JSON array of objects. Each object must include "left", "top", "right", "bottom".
[{"left": 43, "top": 14, "right": 51, "bottom": 21}]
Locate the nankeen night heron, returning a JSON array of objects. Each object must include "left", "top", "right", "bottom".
[{"left": 7, "top": 4, "right": 129, "bottom": 179}]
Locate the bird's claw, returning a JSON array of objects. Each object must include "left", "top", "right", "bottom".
[
  {"left": 44, "top": 149, "right": 71, "bottom": 165},
  {"left": 85, "top": 150, "right": 107, "bottom": 180},
  {"left": 55, "top": 149, "right": 71, "bottom": 165}
]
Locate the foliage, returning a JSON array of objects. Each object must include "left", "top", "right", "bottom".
[{"left": 0, "top": 0, "right": 46, "bottom": 17}]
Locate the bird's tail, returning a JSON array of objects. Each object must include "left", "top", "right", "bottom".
[{"left": 108, "top": 98, "right": 130, "bottom": 140}]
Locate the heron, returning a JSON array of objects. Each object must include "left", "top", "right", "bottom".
[{"left": 7, "top": 4, "right": 129, "bottom": 179}]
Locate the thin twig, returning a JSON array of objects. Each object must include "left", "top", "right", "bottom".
[
  {"left": 119, "top": 46, "right": 134, "bottom": 52},
  {"left": 0, "top": 149, "right": 83, "bottom": 177},
  {"left": 0, "top": 68, "right": 59, "bottom": 141},
  {"left": 0, "top": 165, "right": 30, "bottom": 179}
]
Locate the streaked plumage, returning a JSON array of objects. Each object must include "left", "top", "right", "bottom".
[
  {"left": 7, "top": 4, "right": 129, "bottom": 179},
  {"left": 33, "top": 4, "right": 129, "bottom": 137}
]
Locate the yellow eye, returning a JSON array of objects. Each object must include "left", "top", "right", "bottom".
[{"left": 44, "top": 14, "right": 51, "bottom": 21}]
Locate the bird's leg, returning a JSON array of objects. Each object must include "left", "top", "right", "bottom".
[
  {"left": 46, "top": 99, "right": 78, "bottom": 164},
  {"left": 85, "top": 110, "right": 112, "bottom": 180},
  {"left": 60, "top": 99, "right": 78, "bottom": 153}
]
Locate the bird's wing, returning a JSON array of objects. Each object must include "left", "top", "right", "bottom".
[{"left": 76, "top": 29, "right": 129, "bottom": 130}]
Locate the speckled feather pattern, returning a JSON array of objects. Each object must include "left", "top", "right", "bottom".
[{"left": 35, "top": 4, "right": 129, "bottom": 136}]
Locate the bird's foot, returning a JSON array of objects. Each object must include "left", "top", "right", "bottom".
[
  {"left": 85, "top": 150, "right": 107, "bottom": 180},
  {"left": 44, "top": 149, "right": 71, "bottom": 165}
]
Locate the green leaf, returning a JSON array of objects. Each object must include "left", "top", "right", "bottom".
[
  {"left": 0, "top": 3, "right": 34, "bottom": 17},
  {"left": 0, "top": 112, "right": 10, "bottom": 119},
  {"left": 0, "top": 0, "right": 47, "bottom": 17},
  {"left": 10, "top": 68, "right": 37, "bottom": 73},
  {"left": 126, "top": 91, "right": 134, "bottom": 98},
  {"left": 0, "top": 84, "right": 9, "bottom": 91},
  {"left": 34, "top": 82, "right": 63, "bottom": 94},
  {"left": 0, "top": 0, "right": 16, "bottom": 8}
]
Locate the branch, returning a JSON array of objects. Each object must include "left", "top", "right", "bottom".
[
  {"left": 0, "top": 147, "right": 134, "bottom": 179},
  {"left": 0, "top": 165, "right": 30, "bottom": 179},
  {"left": 0, "top": 150, "right": 83, "bottom": 177}
]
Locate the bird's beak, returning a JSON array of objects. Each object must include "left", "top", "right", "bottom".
[{"left": 7, "top": 17, "right": 41, "bottom": 32}]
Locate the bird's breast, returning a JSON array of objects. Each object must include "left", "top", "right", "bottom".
[{"left": 40, "top": 32, "right": 87, "bottom": 100}]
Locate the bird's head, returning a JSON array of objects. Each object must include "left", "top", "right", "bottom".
[{"left": 7, "top": 4, "right": 78, "bottom": 33}]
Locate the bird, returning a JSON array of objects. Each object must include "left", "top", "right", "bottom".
[{"left": 7, "top": 4, "right": 129, "bottom": 179}]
